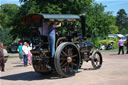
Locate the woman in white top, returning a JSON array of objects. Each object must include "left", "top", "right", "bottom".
[{"left": 22, "top": 42, "right": 32, "bottom": 66}]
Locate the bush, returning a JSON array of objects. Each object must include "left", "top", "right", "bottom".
[
  {"left": 124, "top": 41, "right": 127, "bottom": 46},
  {"left": 98, "top": 40, "right": 109, "bottom": 46},
  {"left": 98, "top": 38, "right": 119, "bottom": 49},
  {"left": 112, "top": 39, "right": 118, "bottom": 48}
]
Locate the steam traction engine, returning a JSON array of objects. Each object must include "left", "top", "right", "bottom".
[{"left": 21, "top": 14, "right": 103, "bottom": 77}]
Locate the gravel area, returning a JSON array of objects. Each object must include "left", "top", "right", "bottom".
[{"left": 0, "top": 52, "right": 128, "bottom": 85}]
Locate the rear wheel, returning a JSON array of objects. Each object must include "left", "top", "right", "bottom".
[
  {"left": 54, "top": 42, "right": 80, "bottom": 77},
  {"left": 79, "top": 60, "right": 83, "bottom": 69},
  {"left": 91, "top": 51, "right": 103, "bottom": 69},
  {"left": 32, "top": 52, "right": 52, "bottom": 74}
]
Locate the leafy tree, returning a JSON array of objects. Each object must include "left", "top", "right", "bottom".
[
  {"left": 19, "top": 0, "right": 92, "bottom": 14},
  {"left": 120, "top": 28, "right": 128, "bottom": 34},
  {"left": 109, "top": 25, "right": 118, "bottom": 34},
  {"left": 116, "top": 9, "right": 128, "bottom": 34},
  {"left": 0, "top": 28, "right": 13, "bottom": 46},
  {"left": 0, "top": 9, "right": 7, "bottom": 29},
  {"left": 0, "top": 4, "right": 19, "bottom": 27},
  {"left": 84, "top": 3, "right": 118, "bottom": 45},
  {"left": 12, "top": 0, "right": 93, "bottom": 37},
  {"left": 11, "top": 0, "right": 118, "bottom": 45},
  {"left": 86, "top": 3, "right": 117, "bottom": 37},
  {"left": 0, "top": 4, "right": 19, "bottom": 45}
]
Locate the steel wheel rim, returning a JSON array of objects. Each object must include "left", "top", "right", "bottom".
[
  {"left": 93, "top": 53, "right": 101, "bottom": 67},
  {"left": 59, "top": 45, "right": 79, "bottom": 75}
]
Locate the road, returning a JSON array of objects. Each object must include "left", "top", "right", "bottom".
[{"left": 0, "top": 52, "right": 128, "bottom": 85}]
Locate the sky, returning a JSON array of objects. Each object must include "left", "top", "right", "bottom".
[
  {"left": 0, "top": 0, "right": 128, "bottom": 16},
  {"left": 96, "top": 0, "right": 128, "bottom": 16},
  {"left": 0, "top": 0, "right": 22, "bottom": 6}
]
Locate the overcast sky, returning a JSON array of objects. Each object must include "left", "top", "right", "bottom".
[{"left": 0, "top": 0, "right": 128, "bottom": 16}]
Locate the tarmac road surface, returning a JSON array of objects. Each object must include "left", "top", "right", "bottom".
[{"left": 0, "top": 52, "right": 128, "bottom": 85}]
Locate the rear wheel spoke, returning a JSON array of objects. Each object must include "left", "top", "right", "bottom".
[
  {"left": 60, "top": 60, "right": 66, "bottom": 66},
  {"left": 60, "top": 57, "right": 67, "bottom": 61},
  {"left": 71, "top": 62, "right": 77, "bottom": 66},
  {"left": 72, "top": 55, "right": 77, "bottom": 58},
  {"left": 62, "top": 51, "right": 68, "bottom": 57},
  {"left": 68, "top": 48, "right": 73, "bottom": 56},
  {"left": 61, "top": 62, "right": 68, "bottom": 68}
]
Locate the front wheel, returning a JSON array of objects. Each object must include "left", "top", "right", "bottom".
[
  {"left": 91, "top": 51, "right": 103, "bottom": 69},
  {"left": 54, "top": 42, "right": 81, "bottom": 77}
]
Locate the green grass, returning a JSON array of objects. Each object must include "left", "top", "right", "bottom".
[{"left": 8, "top": 56, "right": 18, "bottom": 58}]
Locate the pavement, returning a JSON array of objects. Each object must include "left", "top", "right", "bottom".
[{"left": 0, "top": 52, "right": 128, "bottom": 85}]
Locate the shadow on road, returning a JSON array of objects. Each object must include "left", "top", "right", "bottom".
[
  {"left": 13, "top": 65, "right": 24, "bottom": 67},
  {"left": 109, "top": 53, "right": 119, "bottom": 56},
  {"left": 80, "top": 67, "right": 95, "bottom": 71},
  {"left": 109, "top": 53, "right": 128, "bottom": 58},
  {"left": 0, "top": 71, "right": 63, "bottom": 81}
]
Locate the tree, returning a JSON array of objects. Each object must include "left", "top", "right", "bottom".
[
  {"left": 109, "top": 25, "right": 118, "bottom": 34},
  {"left": 0, "top": 28, "right": 13, "bottom": 46},
  {"left": 83, "top": 3, "right": 118, "bottom": 46},
  {"left": 0, "top": 4, "right": 19, "bottom": 27},
  {"left": 12, "top": 0, "right": 93, "bottom": 37},
  {"left": 19, "top": 0, "right": 92, "bottom": 14},
  {"left": 116, "top": 9, "right": 128, "bottom": 34},
  {"left": 86, "top": 3, "right": 117, "bottom": 37},
  {"left": 11, "top": 0, "right": 118, "bottom": 44},
  {"left": 0, "top": 4, "right": 19, "bottom": 45}
]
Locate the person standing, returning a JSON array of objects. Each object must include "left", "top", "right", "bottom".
[
  {"left": 0, "top": 43, "right": 8, "bottom": 72},
  {"left": 27, "top": 42, "right": 32, "bottom": 65},
  {"left": 22, "top": 41, "right": 32, "bottom": 66},
  {"left": 48, "top": 22, "right": 61, "bottom": 57},
  {"left": 126, "top": 36, "right": 128, "bottom": 54},
  {"left": 0, "top": 43, "right": 4, "bottom": 72},
  {"left": 18, "top": 43, "right": 23, "bottom": 62},
  {"left": 118, "top": 37, "right": 124, "bottom": 55}
]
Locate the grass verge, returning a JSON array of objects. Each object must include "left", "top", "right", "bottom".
[{"left": 8, "top": 56, "right": 18, "bottom": 58}]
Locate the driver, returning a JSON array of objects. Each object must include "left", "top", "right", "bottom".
[{"left": 48, "top": 22, "right": 61, "bottom": 57}]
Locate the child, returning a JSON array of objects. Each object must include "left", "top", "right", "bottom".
[{"left": 28, "top": 50, "right": 32, "bottom": 65}]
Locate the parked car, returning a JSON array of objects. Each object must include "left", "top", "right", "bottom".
[
  {"left": 7, "top": 43, "right": 18, "bottom": 53},
  {"left": 108, "top": 34, "right": 126, "bottom": 41}
]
